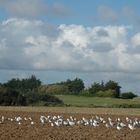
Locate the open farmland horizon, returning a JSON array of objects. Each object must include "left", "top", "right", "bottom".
[{"left": 0, "top": 0, "right": 140, "bottom": 139}]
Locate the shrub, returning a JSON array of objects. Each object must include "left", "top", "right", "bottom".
[
  {"left": 0, "top": 86, "right": 63, "bottom": 106},
  {"left": 25, "top": 91, "right": 64, "bottom": 105},
  {"left": 41, "top": 84, "right": 69, "bottom": 95},
  {"left": 96, "top": 89, "right": 117, "bottom": 97},
  {"left": 121, "top": 92, "right": 137, "bottom": 99},
  {"left": 0, "top": 88, "right": 27, "bottom": 106},
  {"left": 89, "top": 82, "right": 102, "bottom": 95},
  {"left": 80, "top": 89, "right": 93, "bottom": 97},
  {"left": 25, "top": 91, "right": 40, "bottom": 105},
  {"left": 40, "top": 93, "right": 64, "bottom": 105}
]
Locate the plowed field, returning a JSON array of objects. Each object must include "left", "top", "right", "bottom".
[{"left": 0, "top": 109, "right": 140, "bottom": 140}]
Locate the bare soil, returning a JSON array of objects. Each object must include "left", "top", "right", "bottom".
[{"left": 0, "top": 111, "right": 140, "bottom": 140}]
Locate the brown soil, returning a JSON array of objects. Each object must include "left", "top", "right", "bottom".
[{"left": 0, "top": 111, "right": 140, "bottom": 140}]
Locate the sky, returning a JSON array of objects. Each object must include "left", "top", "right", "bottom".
[{"left": 0, "top": 0, "right": 140, "bottom": 94}]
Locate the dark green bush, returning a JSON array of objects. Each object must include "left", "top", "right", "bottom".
[
  {"left": 24, "top": 91, "right": 40, "bottom": 105},
  {"left": 0, "top": 88, "right": 27, "bottom": 106},
  {"left": 24, "top": 91, "right": 63, "bottom": 105},
  {"left": 121, "top": 92, "right": 137, "bottom": 99},
  {"left": 40, "top": 93, "right": 63, "bottom": 105},
  {"left": 0, "top": 86, "right": 63, "bottom": 106}
]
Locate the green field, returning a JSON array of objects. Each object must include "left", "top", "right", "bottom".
[
  {"left": 55, "top": 95, "right": 140, "bottom": 108},
  {"left": 0, "top": 95, "right": 140, "bottom": 116}
]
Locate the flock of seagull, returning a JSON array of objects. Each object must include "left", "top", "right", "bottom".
[{"left": 0, "top": 114, "right": 140, "bottom": 131}]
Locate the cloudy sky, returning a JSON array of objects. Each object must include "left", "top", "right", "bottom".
[{"left": 0, "top": 0, "right": 140, "bottom": 94}]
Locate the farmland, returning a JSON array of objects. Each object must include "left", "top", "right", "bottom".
[
  {"left": 1, "top": 106, "right": 140, "bottom": 115},
  {"left": 0, "top": 89, "right": 140, "bottom": 139},
  {"left": 0, "top": 86, "right": 140, "bottom": 140},
  {"left": 0, "top": 107, "right": 140, "bottom": 140}
]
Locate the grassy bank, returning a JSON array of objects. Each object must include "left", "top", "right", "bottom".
[{"left": 55, "top": 95, "right": 140, "bottom": 108}]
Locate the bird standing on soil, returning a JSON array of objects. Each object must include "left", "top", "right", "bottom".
[
  {"left": 116, "top": 123, "right": 122, "bottom": 130},
  {"left": 128, "top": 124, "right": 136, "bottom": 130},
  {"left": 31, "top": 121, "right": 34, "bottom": 125}
]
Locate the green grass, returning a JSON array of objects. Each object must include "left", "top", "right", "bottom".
[
  {"left": 0, "top": 95, "right": 140, "bottom": 116},
  {"left": 55, "top": 95, "right": 140, "bottom": 108}
]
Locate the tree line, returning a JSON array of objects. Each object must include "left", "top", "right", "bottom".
[
  {"left": 40, "top": 78, "right": 137, "bottom": 99},
  {"left": 0, "top": 75, "right": 63, "bottom": 106},
  {"left": 0, "top": 75, "right": 137, "bottom": 106}
]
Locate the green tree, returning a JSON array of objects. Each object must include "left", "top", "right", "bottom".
[
  {"left": 17, "top": 94, "right": 27, "bottom": 106},
  {"left": 0, "top": 88, "right": 26, "bottom": 106},
  {"left": 105, "top": 80, "right": 121, "bottom": 98},
  {"left": 66, "top": 78, "right": 85, "bottom": 94},
  {"left": 3, "top": 75, "right": 41, "bottom": 92},
  {"left": 26, "top": 75, "right": 41, "bottom": 91},
  {"left": 89, "top": 82, "right": 102, "bottom": 95},
  {"left": 4, "top": 78, "right": 21, "bottom": 89}
]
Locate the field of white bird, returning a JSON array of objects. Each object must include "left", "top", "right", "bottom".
[
  {"left": 0, "top": 114, "right": 139, "bottom": 131},
  {"left": 0, "top": 107, "right": 140, "bottom": 140}
]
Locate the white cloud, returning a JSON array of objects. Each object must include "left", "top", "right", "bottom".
[
  {"left": 0, "top": 18, "right": 140, "bottom": 73},
  {"left": 126, "top": 33, "right": 140, "bottom": 54},
  {"left": 131, "top": 33, "right": 140, "bottom": 46}
]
